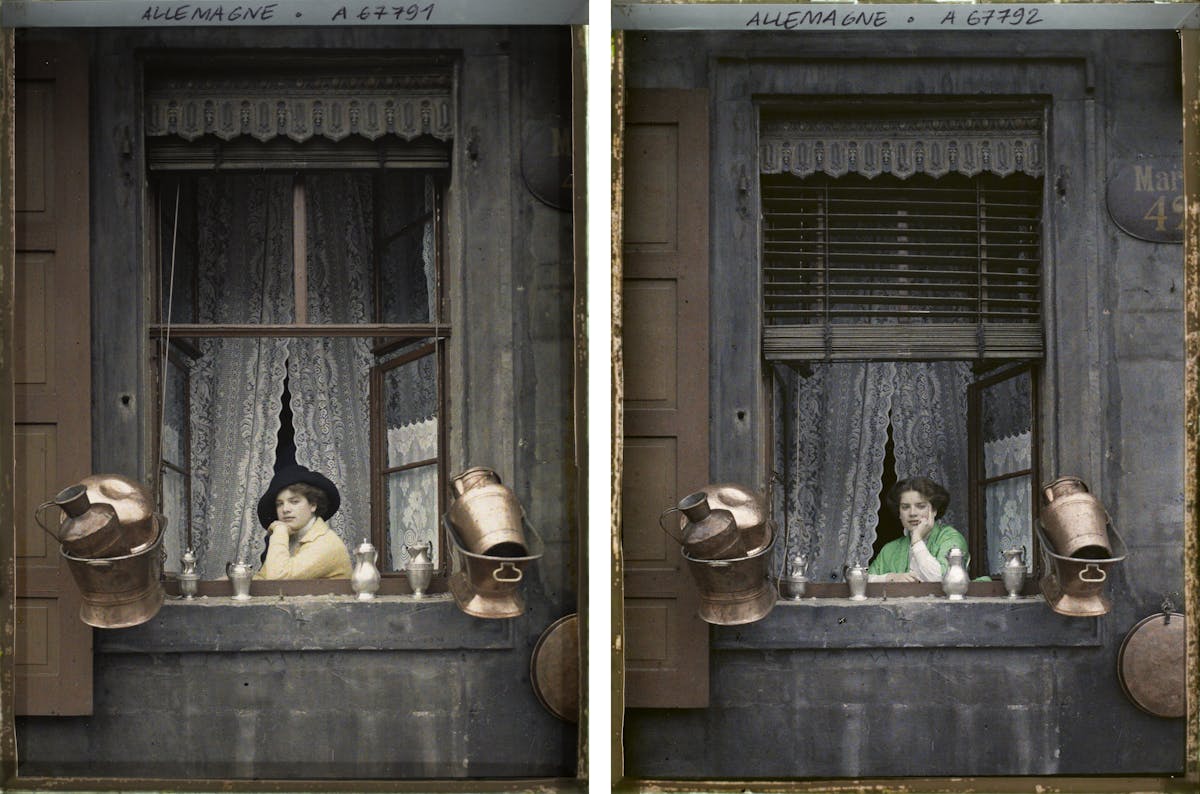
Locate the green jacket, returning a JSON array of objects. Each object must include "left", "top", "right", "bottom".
[{"left": 867, "top": 523, "right": 967, "bottom": 578}]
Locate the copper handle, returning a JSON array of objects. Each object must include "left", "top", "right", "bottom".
[
  {"left": 658, "top": 507, "right": 686, "bottom": 545},
  {"left": 492, "top": 562, "right": 522, "bottom": 583},
  {"left": 1079, "top": 564, "right": 1106, "bottom": 583},
  {"left": 33, "top": 500, "right": 63, "bottom": 542}
]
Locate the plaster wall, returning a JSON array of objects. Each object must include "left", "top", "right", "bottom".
[{"left": 623, "top": 29, "right": 1185, "bottom": 778}]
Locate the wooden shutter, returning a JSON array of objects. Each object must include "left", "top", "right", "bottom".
[
  {"left": 14, "top": 39, "right": 93, "bottom": 715},
  {"left": 621, "top": 88, "right": 710, "bottom": 708}
]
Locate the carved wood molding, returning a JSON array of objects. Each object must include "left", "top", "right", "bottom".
[
  {"left": 760, "top": 113, "right": 1044, "bottom": 179},
  {"left": 145, "top": 74, "right": 454, "bottom": 143}
]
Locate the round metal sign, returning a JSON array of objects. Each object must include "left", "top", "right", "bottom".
[
  {"left": 520, "top": 115, "right": 573, "bottom": 211},
  {"left": 1117, "top": 612, "right": 1186, "bottom": 718},
  {"left": 1105, "top": 157, "right": 1184, "bottom": 244}
]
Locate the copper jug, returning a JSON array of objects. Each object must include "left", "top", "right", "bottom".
[
  {"left": 659, "top": 491, "right": 745, "bottom": 561},
  {"left": 35, "top": 484, "right": 126, "bottom": 559},
  {"left": 79, "top": 473, "right": 157, "bottom": 553},
  {"left": 680, "top": 483, "right": 773, "bottom": 555},
  {"left": 1040, "top": 476, "right": 1112, "bottom": 559}
]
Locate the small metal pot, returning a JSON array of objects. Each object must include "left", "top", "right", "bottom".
[
  {"left": 62, "top": 515, "right": 166, "bottom": 628},
  {"left": 682, "top": 533, "right": 776, "bottom": 625}
]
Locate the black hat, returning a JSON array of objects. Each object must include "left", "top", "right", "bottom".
[{"left": 257, "top": 464, "right": 341, "bottom": 528}]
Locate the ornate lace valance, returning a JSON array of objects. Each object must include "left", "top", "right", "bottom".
[
  {"left": 760, "top": 113, "right": 1043, "bottom": 179},
  {"left": 145, "top": 73, "right": 454, "bottom": 143}
]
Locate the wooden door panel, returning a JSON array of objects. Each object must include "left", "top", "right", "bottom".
[
  {"left": 622, "top": 89, "right": 710, "bottom": 708},
  {"left": 14, "top": 39, "right": 92, "bottom": 716}
]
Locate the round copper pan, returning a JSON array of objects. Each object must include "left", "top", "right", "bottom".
[
  {"left": 1118, "top": 612, "right": 1186, "bottom": 718},
  {"left": 531, "top": 613, "right": 579, "bottom": 723}
]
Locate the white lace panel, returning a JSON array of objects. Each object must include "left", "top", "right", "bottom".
[
  {"left": 774, "top": 361, "right": 971, "bottom": 582},
  {"left": 982, "top": 429, "right": 1033, "bottom": 575},
  {"left": 176, "top": 171, "right": 439, "bottom": 578}
]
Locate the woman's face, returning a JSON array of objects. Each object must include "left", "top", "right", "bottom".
[
  {"left": 275, "top": 487, "right": 318, "bottom": 532},
  {"left": 897, "top": 489, "right": 935, "bottom": 531}
]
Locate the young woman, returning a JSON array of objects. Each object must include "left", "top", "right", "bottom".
[
  {"left": 254, "top": 464, "right": 352, "bottom": 580},
  {"left": 867, "top": 476, "right": 967, "bottom": 583}
]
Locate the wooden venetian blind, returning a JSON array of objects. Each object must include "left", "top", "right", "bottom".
[{"left": 760, "top": 111, "right": 1045, "bottom": 361}]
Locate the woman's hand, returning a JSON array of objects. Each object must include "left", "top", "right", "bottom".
[
  {"left": 883, "top": 572, "right": 919, "bottom": 583},
  {"left": 268, "top": 519, "right": 292, "bottom": 536},
  {"left": 909, "top": 510, "right": 936, "bottom": 544}
]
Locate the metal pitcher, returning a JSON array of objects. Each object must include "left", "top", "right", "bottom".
[
  {"left": 226, "top": 561, "right": 252, "bottom": 600},
  {"left": 405, "top": 541, "right": 434, "bottom": 597},
  {"left": 845, "top": 564, "right": 868, "bottom": 601},
  {"left": 1001, "top": 547, "right": 1027, "bottom": 599},
  {"left": 1040, "top": 476, "right": 1112, "bottom": 559},
  {"left": 942, "top": 548, "right": 970, "bottom": 600},
  {"left": 35, "top": 483, "right": 126, "bottom": 559},
  {"left": 659, "top": 491, "right": 745, "bottom": 561},
  {"left": 351, "top": 540, "right": 381, "bottom": 601}
]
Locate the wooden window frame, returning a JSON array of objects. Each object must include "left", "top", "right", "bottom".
[
  {"left": 967, "top": 360, "right": 1042, "bottom": 580},
  {"left": 762, "top": 157, "right": 1046, "bottom": 590},
  {"left": 148, "top": 168, "right": 451, "bottom": 589}
]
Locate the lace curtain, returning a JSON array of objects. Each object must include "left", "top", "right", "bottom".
[
  {"left": 773, "top": 361, "right": 971, "bottom": 583},
  {"left": 170, "top": 172, "right": 436, "bottom": 579}
]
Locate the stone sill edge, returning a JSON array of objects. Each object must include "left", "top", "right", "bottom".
[{"left": 712, "top": 594, "right": 1105, "bottom": 650}]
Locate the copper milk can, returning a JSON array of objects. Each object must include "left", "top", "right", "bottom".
[
  {"left": 1040, "top": 476, "right": 1112, "bottom": 559},
  {"left": 659, "top": 491, "right": 745, "bottom": 561},
  {"left": 35, "top": 484, "right": 126, "bottom": 559},
  {"left": 447, "top": 466, "right": 528, "bottom": 558}
]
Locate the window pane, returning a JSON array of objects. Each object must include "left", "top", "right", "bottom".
[
  {"left": 384, "top": 348, "right": 438, "bottom": 468},
  {"left": 158, "top": 174, "right": 296, "bottom": 325},
  {"left": 377, "top": 173, "right": 436, "bottom": 324},
  {"left": 158, "top": 178, "right": 197, "bottom": 324},
  {"left": 386, "top": 465, "right": 440, "bottom": 572},
  {"left": 161, "top": 464, "right": 187, "bottom": 574},
  {"left": 979, "top": 368, "right": 1034, "bottom": 575},
  {"left": 305, "top": 172, "right": 375, "bottom": 324},
  {"left": 981, "top": 369, "right": 1032, "bottom": 452},
  {"left": 983, "top": 473, "right": 1032, "bottom": 576},
  {"left": 161, "top": 357, "right": 187, "bottom": 467}
]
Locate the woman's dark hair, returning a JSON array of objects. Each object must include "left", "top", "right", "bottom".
[
  {"left": 279, "top": 481, "right": 329, "bottom": 517},
  {"left": 885, "top": 476, "right": 950, "bottom": 519}
]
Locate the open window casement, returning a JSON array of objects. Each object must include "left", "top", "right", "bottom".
[{"left": 148, "top": 62, "right": 451, "bottom": 583}]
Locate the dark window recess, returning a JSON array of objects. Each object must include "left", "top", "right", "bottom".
[{"left": 761, "top": 172, "right": 1043, "bottom": 361}]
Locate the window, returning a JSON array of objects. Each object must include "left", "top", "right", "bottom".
[
  {"left": 764, "top": 106, "right": 1044, "bottom": 582},
  {"left": 147, "top": 65, "right": 453, "bottom": 581}
]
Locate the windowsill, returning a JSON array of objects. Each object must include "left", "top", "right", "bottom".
[
  {"left": 95, "top": 594, "right": 516, "bottom": 654},
  {"left": 163, "top": 576, "right": 447, "bottom": 598},
  {"left": 712, "top": 592, "right": 1103, "bottom": 649}
]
